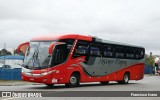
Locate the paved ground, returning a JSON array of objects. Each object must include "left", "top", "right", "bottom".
[
  {"left": 0, "top": 75, "right": 160, "bottom": 100},
  {"left": 0, "top": 81, "right": 41, "bottom": 86}
]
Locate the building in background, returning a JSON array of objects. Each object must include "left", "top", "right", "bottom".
[{"left": 0, "top": 55, "right": 24, "bottom": 66}]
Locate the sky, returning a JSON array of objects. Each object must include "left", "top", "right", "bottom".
[{"left": 0, "top": 0, "right": 160, "bottom": 55}]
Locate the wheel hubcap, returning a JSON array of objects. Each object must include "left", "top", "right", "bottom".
[
  {"left": 70, "top": 76, "right": 77, "bottom": 84},
  {"left": 124, "top": 75, "right": 128, "bottom": 82}
]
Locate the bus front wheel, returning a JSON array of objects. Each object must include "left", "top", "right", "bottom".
[
  {"left": 65, "top": 73, "right": 80, "bottom": 87},
  {"left": 118, "top": 73, "right": 130, "bottom": 84}
]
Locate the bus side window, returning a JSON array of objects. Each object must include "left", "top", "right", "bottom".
[
  {"left": 72, "top": 41, "right": 89, "bottom": 58},
  {"left": 90, "top": 43, "right": 102, "bottom": 57},
  {"left": 90, "top": 47, "right": 100, "bottom": 56},
  {"left": 126, "top": 48, "right": 134, "bottom": 59},
  {"left": 135, "top": 48, "right": 144, "bottom": 59},
  {"left": 115, "top": 46, "right": 124, "bottom": 58},
  {"left": 103, "top": 45, "right": 113, "bottom": 58}
]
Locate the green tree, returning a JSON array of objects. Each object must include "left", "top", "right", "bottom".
[
  {"left": 0, "top": 49, "right": 12, "bottom": 56},
  {"left": 145, "top": 54, "right": 155, "bottom": 66},
  {"left": 14, "top": 49, "right": 24, "bottom": 56}
]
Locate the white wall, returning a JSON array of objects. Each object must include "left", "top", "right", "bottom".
[
  {"left": 0, "top": 59, "right": 23, "bottom": 65},
  {"left": 5, "top": 59, "right": 23, "bottom": 65}
]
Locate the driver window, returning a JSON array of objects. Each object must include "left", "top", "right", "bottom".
[{"left": 51, "top": 44, "right": 67, "bottom": 66}]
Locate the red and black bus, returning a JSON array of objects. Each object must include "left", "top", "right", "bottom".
[{"left": 17, "top": 34, "right": 145, "bottom": 87}]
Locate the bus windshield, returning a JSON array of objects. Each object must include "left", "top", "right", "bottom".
[
  {"left": 23, "top": 39, "right": 75, "bottom": 69},
  {"left": 23, "top": 41, "right": 53, "bottom": 69}
]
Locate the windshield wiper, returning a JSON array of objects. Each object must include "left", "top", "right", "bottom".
[
  {"left": 24, "top": 50, "right": 37, "bottom": 68},
  {"left": 24, "top": 43, "right": 40, "bottom": 69},
  {"left": 32, "top": 45, "right": 40, "bottom": 67}
]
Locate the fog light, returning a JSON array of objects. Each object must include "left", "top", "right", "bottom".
[{"left": 52, "top": 78, "right": 58, "bottom": 83}]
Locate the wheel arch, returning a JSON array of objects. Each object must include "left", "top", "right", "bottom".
[
  {"left": 124, "top": 71, "right": 130, "bottom": 79},
  {"left": 66, "top": 70, "right": 81, "bottom": 83},
  {"left": 65, "top": 71, "right": 81, "bottom": 87},
  {"left": 71, "top": 71, "right": 81, "bottom": 80}
]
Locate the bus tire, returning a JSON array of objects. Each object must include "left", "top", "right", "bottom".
[
  {"left": 118, "top": 73, "right": 130, "bottom": 84},
  {"left": 65, "top": 73, "right": 80, "bottom": 87},
  {"left": 100, "top": 81, "right": 109, "bottom": 85}
]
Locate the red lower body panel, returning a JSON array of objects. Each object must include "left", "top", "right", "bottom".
[{"left": 22, "top": 63, "right": 144, "bottom": 84}]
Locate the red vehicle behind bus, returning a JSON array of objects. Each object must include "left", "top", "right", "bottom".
[{"left": 17, "top": 34, "right": 145, "bottom": 87}]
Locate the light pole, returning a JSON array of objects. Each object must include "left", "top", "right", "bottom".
[{"left": 4, "top": 42, "right": 6, "bottom": 65}]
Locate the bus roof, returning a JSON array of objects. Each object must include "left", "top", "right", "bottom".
[
  {"left": 101, "top": 39, "right": 144, "bottom": 48},
  {"left": 31, "top": 34, "right": 92, "bottom": 41},
  {"left": 89, "top": 36, "right": 144, "bottom": 48},
  {"left": 31, "top": 34, "right": 144, "bottom": 48}
]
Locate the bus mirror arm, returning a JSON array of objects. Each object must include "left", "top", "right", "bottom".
[
  {"left": 17, "top": 42, "right": 29, "bottom": 54},
  {"left": 48, "top": 43, "right": 55, "bottom": 55}
]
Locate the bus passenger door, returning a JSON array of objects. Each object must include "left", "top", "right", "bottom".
[{"left": 49, "top": 43, "right": 67, "bottom": 74}]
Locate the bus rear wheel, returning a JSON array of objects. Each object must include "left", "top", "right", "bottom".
[
  {"left": 118, "top": 73, "right": 130, "bottom": 84},
  {"left": 65, "top": 73, "right": 80, "bottom": 87},
  {"left": 100, "top": 81, "right": 109, "bottom": 85}
]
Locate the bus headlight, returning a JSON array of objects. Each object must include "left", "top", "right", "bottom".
[{"left": 41, "top": 72, "right": 48, "bottom": 76}]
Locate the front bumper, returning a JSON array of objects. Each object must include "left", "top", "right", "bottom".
[{"left": 22, "top": 72, "right": 67, "bottom": 84}]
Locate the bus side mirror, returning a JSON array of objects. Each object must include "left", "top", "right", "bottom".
[
  {"left": 17, "top": 42, "right": 29, "bottom": 54},
  {"left": 48, "top": 43, "right": 55, "bottom": 55}
]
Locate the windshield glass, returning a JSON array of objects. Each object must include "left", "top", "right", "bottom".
[
  {"left": 23, "top": 39, "right": 75, "bottom": 69},
  {"left": 24, "top": 41, "right": 53, "bottom": 69}
]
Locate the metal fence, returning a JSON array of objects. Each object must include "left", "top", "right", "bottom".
[
  {"left": 0, "top": 68, "right": 21, "bottom": 80},
  {"left": 144, "top": 65, "right": 152, "bottom": 74}
]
